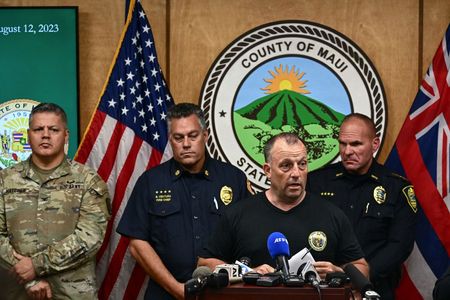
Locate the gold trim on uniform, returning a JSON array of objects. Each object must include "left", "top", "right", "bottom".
[
  {"left": 402, "top": 185, "right": 418, "bottom": 213},
  {"left": 246, "top": 179, "right": 255, "bottom": 195},
  {"left": 220, "top": 186, "right": 233, "bottom": 205},
  {"left": 373, "top": 185, "right": 386, "bottom": 204},
  {"left": 175, "top": 169, "right": 180, "bottom": 176},
  {"left": 308, "top": 231, "right": 327, "bottom": 252},
  {"left": 205, "top": 170, "right": 209, "bottom": 176},
  {"left": 320, "top": 192, "right": 334, "bottom": 196}
]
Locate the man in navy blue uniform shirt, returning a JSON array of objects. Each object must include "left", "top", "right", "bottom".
[
  {"left": 117, "top": 103, "right": 251, "bottom": 300},
  {"left": 307, "top": 113, "right": 418, "bottom": 299}
]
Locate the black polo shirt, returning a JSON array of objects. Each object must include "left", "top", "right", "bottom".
[
  {"left": 307, "top": 161, "right": 418, "bottom": 299},
  {"left": 117, "top": 156, "right": 250, "bottom": 299}
]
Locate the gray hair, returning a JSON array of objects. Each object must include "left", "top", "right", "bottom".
[
  {"left": 167, "top": 103, "right": 206, "bottom": 131},
  {"left": 263, "top": 132, "right": 304, "bottom": 162}
]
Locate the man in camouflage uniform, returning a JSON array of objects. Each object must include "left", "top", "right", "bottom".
[{"left": 0, "top": 103, "right": 111, "bottom": 299}]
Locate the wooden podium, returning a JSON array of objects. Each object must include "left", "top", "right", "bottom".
[{"left": 185, "top": 283, "right": 350, "bottom": 300}]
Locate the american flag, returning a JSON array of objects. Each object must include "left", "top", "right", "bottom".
[
  {"left": 386, "top": 24, "right": 450, "bottom": 299},
  {"left": 75, "top": 0, "right": 174, "bottom": 298}
]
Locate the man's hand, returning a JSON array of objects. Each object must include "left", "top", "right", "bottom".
[
  {"left": 11, "top": 251, "right": 36, "bottom": 283},
  {"left": 26, "top": 280, "right": 52, "bottom": 300},
  {"left": 253, "top": 264, "right": 275, "bottom": 275},
  {"left": 313, "top": 261, "right": 343, "bottom": 279}
]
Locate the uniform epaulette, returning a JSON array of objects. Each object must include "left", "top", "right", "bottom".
[{"left": 390, "top": 172, "right": 408, "bottom": 181}]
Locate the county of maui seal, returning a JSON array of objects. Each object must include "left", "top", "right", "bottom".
[
  {"left": 200, "top": 21, "right": 387, "bottom": 191},
  {"left": 0, "top": 99, "right": 39, "bottom": 169}
]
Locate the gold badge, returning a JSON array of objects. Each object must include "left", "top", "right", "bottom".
[
  {"left": 220, "top": 186, "right": 233, "bottom": 205},
  {"left": 373, "top": 186, "right": 386, "bottom": 204},
  {"left": 308, "top": 231, "right": 327, "bottom": 252},
  {"left": 175, "top": 170, "right": 180, "bottom": 176},
  {"left": 403, "top": 185, "right": 418, "bottom": 213}
]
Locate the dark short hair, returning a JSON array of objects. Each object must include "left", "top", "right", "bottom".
[
  {"left": 167, "top": 102, "right": 206, "bottom": 130},
  {"left": 29, "top": 102, "right": 68, "bottom": 128},
  {"left": 341, "top": 113, "right": 377, "bottom": 138},
  {"left": 263, "top": 132, "right": 304, "bottom": 162}
]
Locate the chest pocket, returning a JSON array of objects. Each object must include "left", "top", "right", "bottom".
[
  {"left": 47, "top": 189, "right": 83, "bottom": 237},
  {"left": 361, "top": 202, "right": 395, "bottom": 242},
  {"left": 148, "top": 201, "right": 183, "bottom": 241}
]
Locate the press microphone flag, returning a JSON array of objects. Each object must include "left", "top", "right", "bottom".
[{"left": 267, "top": 232, "right": 291, "bottom": 278}]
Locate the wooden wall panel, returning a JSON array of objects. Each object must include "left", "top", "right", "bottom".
[
  {"left": 422, "top": 0, "right": 450, "bottom": 76},
  {"left": 169, "top": 0, "right": 419, "bottom": 161},
  {"left": 0, "top": 0, "right": 449, "bottom": 163}
]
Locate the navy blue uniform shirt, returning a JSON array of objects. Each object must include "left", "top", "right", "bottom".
[
  {"left": 307, "top": 161, "right": 418, "bottom": 300},
  {"left": 117, "top": 156, "right": 250, "bottom": 299}
]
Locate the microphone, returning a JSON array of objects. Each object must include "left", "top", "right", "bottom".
[
  {"left": 185, "top": 266, "right": 229, "bottom": 295},
  {"left": 325, "top": 271, "right": 349, "bottom": 287},
  {"left": 305, "top": 269, "right": 320, "bottom": 288},
  {"left": 267, "top": 232, "right": 291, "bottom": 280},
  {"left": 214, "top": 263, "right": 241, "bottom": 283},
  {"left": 235, "top": 257, "right": 253, "bottom": 275},
  {"left": 239, "top": 256, "right": 252, "bottom": 267},
  {"left": 185, "top": 266, "right": 210, "bottom": 295},
  {"left": 343, "top": 264, "right": 380, "bottom": 300}
]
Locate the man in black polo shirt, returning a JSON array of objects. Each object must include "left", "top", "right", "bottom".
[
  {"left": 117, "top": 103, "right": 251, "bottom": 300},
  {"left": 307, "top": 113, "right": 418, "bottom": 299},
  {"left": 199, "top": 133, "right": 368, "bottom": 279}
]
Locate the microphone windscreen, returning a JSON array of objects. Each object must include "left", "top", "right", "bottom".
[
  {"left": 325, "top": 271, "right": 349, "bottom": 282},
  {"left": 208, "top": 273, "right": 229, "bottom": 288},
  {"left": 239, "top": 256, "right": 252, "bottom": 267},
  {"left": 343, "top": 264, "right": 373, "bottom": 293},
  {"left": 192, "top": 266, "right": 212, "bottom": 279},
  {"left": 267, "top": 232, "right": 290, "bottom": 258}
]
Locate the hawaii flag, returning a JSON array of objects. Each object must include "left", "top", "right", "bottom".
[
  {"left": 385, "top": 24, "right": 450, "bottom": 299},
  {"left": 75, "top": 0, "right": 174, "bottom": 298}
]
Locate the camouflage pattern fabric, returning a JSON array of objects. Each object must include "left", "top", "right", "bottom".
[{"left": 0, "top": 157, "right": 111, "bottom": 299}]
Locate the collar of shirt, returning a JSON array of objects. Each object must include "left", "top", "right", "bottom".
[
  {"left": 334, "top": 161, "right": 384, "bottom": 184},
  {"left": 21, "top": 156, "right": 71, "bottom": 182},
  {"left": 169, "top": 155, "right": 214, "bottom": 182}
]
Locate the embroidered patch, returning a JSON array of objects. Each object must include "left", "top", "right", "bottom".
[
  {"left": 402, "top": 185, "right": 417, "bottom": 213},
  {"left": 308, "top": 231, "right": 327, "bottom": 252}
]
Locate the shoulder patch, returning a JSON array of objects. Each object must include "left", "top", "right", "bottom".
[{"left": 402, "top": 185, "right": 418, "bottom": 213}]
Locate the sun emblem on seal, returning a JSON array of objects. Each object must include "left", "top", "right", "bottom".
[{"left": 0, "top": 99, "right": 39, "bottom": 169}]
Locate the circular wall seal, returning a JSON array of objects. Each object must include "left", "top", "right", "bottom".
[
  {"left": 200, "top": 21, "right": 387, "bottom": 191},
  {"left": 0, "top": 99, "right": 39, "bottom": 169}
]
